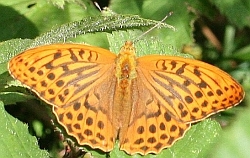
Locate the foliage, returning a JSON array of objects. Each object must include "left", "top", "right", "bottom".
[{"left": 0, "top": 0, "right": 249, "bottom": 157}]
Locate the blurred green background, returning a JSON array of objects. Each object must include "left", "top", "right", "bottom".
[{"left": 0, "top": 0, "right": 249, "bottom": 158}]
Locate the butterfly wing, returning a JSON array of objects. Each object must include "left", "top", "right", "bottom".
[
  {"left": 8, "top": 44, "right": 118, "bottom": 152},
  {"left": 119, "top": 55, "right": 244, "bottom": 155},
  {"left": 119, "top": 77, "right": 190, "bottom": 155},
  {"left": 136, "top": 55, "right": 244, "bottom": 123}
]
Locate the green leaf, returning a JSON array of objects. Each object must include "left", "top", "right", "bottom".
[
  {"left": 232, "top": 44, "right": 250, "bottom": 61},
  {"left": 0, "top": 91, "right": 35, "bottom": 105},
  {"left": 166, "top": 119, "right": 221, "bottom": 158},
  {"left": 0, "top": 0, "right": 98, "bottom": 41},
  {"left": 110, "top": 0, "right": 196, "bottom": 49},
  {"left": 49, "top": 0, "right": 72, "bottom": 9},
  {"left": 210, "top": 104, "right": 250, "bottom": 158},
  {"left": 210, "top": 0, "right": 250, "bottom": 28},
  {"left": 0, "top": 1, "right": 248, "bottom": 157},
  {"left": 0, "top": 101, "right": 49, "bottom": 157},
  {"left": 0, "top": 39, "right": 33, "bottom": 64},
  {"left": 0, "top": 39, "right": 33, "bottom": 75},
  {"left": 30, "top": 14, "right": 174, "bottom": 47}
]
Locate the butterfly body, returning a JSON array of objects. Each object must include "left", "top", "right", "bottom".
[
  {"left": 8, "top": 41, "right": 244, "bottom": 155},
  {"left": 113, "top": 41, "right": 138, "bottom": 148}
]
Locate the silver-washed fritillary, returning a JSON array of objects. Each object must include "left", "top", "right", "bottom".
[{"left": 8, "top": 41, "right": 244, "bottom": 155}]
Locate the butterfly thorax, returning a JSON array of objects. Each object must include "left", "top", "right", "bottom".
[{"left": 115, "top": 41, "right": 137, "bottom": 89}]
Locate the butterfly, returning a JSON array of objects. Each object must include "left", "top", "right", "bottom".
[{"left": 8, "top": 41, "right": 244, "bottom": 155}]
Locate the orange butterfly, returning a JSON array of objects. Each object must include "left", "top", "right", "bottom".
[{"left": 8, "top": 41, "right": 244, "bottom": 155}]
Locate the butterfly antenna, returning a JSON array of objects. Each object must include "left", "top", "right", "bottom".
[
  {"left": 94, "top": 1, "right": 102, "bottom": 11},
  {"left": 133, "top": 12, "right": 174, "bottom": 43}
]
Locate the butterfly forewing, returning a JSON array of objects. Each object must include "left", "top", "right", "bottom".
[{"left": 8, "top": 44, "right": 117, "bottom": 106}]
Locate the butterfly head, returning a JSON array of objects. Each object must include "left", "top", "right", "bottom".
[{"left": 119, "top": 41, "right": 136, "bottom": 56}]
